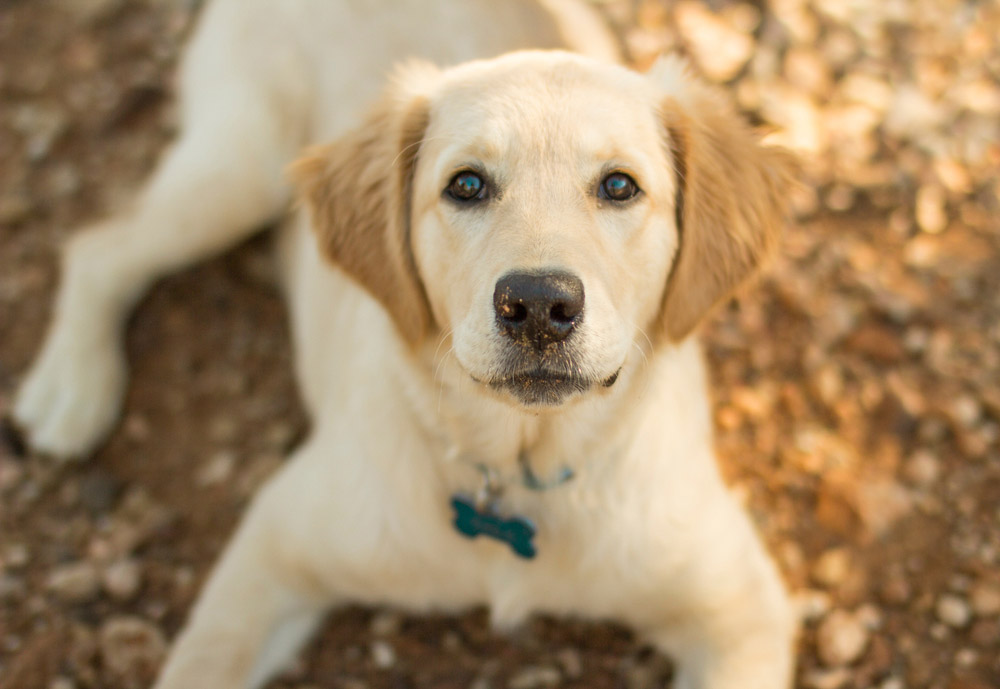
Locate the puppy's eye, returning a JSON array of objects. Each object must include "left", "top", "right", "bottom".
[
  {"left": 447, "top": 171, "right": 486, "bottom": 202},
  {"left": 599, "top": 172, "right": 640, "bottom": 202}
]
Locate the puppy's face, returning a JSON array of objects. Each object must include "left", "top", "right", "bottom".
[
  {"left": 411, "top": 56, "right": 677, "bottom": 406},
  {"left": 294, "top": 52, "right": 794, "bottom": 410}
]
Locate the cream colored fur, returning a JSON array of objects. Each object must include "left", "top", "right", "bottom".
[{"left": 10, "top": 2, "right": 797, "bottom": 688}]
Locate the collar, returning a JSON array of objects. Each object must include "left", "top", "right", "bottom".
[{"left": 469, "top": 450, "right": 575, "bottom": 509}]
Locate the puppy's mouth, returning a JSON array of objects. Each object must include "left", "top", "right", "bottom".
[{"left": 477, "top": 366, "right": 621, "bottom": 407}]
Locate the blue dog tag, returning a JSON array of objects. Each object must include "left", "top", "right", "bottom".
[{"left": 450, "top": 495, "right": 537, "bottom": 559}]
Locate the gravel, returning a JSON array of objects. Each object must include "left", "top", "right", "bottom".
[{"left": 1, "top": 0, "right": 999, "bottom": 688}]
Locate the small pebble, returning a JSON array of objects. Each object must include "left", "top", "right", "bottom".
[
  {"left": 954, "top": 647, "right": 978, "bottom": 668},
  {"left": 970, "top": 581, "right": 1000, "bottom": 616},
  {"left": 102, "top": 559, "right": 142, "bottom": 601},
  {"left": 816, "top": 609, "right": 869, "bottom": 667},
  {"left": 803, "top": 667, "right": 851, "bottom": 689},
  {"left": 507, "top": 666, "right": 561, "bottom": 689},
  {"left": 812, "top": 548, "right": 852, "bottom": 588},
  {"left": 47, "top": 561, "right": 101, "bottom": 603},
  {"left": 370, "top": 640, "right": 395, "bottom": 669},
  {"left": 620, "top": 658, "right": 660, "bottom": 689},
  {"left": 936, "top": 594, "right": 972, "bottom": 628},
  {"left": 2, "top": 543, "right": 29, "bottom": 570},
  {"left": 555, "top": 647, "right": 583, "bottom": 679},
  {"left": 0, "top": 574, "right": 26, "bottom": 601},
  {"left": 369, "top": 610, "right": 402, "bottom": 637},
  {"left": 442, "top": 631, "right": 462, "bottom": 652},
  {"left": 99, "top": 616, "right": 167, "bottom": 686},
  {"left": 903, "top": 450, "right": 940, "bottom": 488},
  {"left": 196, "top": 451, "right": 235, "bottom": 487},
  {"left": 795, "top": 588, "right": 832, "bottom": 622}
]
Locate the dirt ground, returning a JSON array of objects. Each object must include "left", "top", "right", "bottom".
[{"left": 1, "top": 1, "right": 998, "bottom": 689}]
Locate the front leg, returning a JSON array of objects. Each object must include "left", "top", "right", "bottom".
[
  {"left": 155, "top": 466, "right": 330, "bottom": 689},
  {"left": 638, "top": 502, "right": 797, "bottom": 689}
]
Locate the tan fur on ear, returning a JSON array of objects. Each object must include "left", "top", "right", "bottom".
[
  {"left": 290, "top": 81, "right": 434, "bottom": 346},
  {"left": 658, "top": 79, "right": 796, "bottom": 342}
]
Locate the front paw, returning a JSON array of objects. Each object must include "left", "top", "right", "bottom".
[{"left": 11, "top": 333, "right": 127, "bottom": 460}]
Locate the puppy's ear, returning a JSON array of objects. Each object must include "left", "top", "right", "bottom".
[
  {"left": 290, "top": 62, "right": 440, "bottom": 346},
  {"left": 650, "top": 56, "right": 796, "bottom": 341}
]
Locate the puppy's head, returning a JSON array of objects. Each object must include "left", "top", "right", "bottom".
[{"left": 293, "top": 52, "right": 794, "bottom": 409}]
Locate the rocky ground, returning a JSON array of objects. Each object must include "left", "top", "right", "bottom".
[{"left": 1, "top": 1, "right": 998, "bottom": 688}]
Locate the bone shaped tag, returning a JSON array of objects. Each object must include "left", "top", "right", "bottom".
[{"left": 450, "top": 495, "right": 537, "bottom": 560}]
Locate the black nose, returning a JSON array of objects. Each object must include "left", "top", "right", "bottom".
[{"left": 493, "top": 271, "right": 585, "bottom": 348}]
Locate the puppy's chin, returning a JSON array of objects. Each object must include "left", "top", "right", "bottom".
[{"left": 475, "top": 367, "right": 622, "bottom": 408}]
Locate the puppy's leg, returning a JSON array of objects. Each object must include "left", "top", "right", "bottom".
[
  {"left": 644, "top": 505, "right": 797, "bottom": 689},
  {"left": 12, "top": 100, "right": 293, "bottom": 459},
  {"left": 154, "top": 461, "right": 330, "bottom": 689}
]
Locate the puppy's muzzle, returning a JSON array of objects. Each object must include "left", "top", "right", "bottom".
[{"left": 493, "top": 271, "right": 584, "bottom": 350}]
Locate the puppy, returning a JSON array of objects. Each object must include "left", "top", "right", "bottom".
[{"left": 11, "top": 1, "right": 797, "bottom": 688}]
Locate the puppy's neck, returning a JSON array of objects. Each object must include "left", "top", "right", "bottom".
[{"left": 404, "top": 345, "right": 650, "bottom": 481}]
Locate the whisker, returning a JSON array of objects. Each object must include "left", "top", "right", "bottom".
[
  {"left": 432, "top": 328, "right": 454, "bottom": 373},
  {"left": 391, "top": 135, "right": 446, "bottom": 169},
  {"left": 436, "top": 345, "right": 457, "bottom": 414}
]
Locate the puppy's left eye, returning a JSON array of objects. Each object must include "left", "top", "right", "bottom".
[
  {"left": 599, "top": 172, "right": 640, "bottom": 202},
  {"left": 447, "top": 171, "right": 487, "bottom": 202}
]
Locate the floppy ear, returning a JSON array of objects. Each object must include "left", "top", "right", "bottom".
[
  {"left": 651, "top": 57, "right": 796, "bottom": 341},
  {"left": 290, "top": 63, "right": 439, "bottom": 346}
]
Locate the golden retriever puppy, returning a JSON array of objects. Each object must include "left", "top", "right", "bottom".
[{"left": 10, "top": 2, "right": 797, "bottom": 688}]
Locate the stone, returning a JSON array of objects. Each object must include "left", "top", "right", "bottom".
[
  {"left": 969, "top": 581, "right": 1000, "bottom": 616},
  {"left": 47, "top": 562, "right": 101, "bottom": 603},
  {"left": 619, "top": 655, "right": 669, "bottom": 689},
  {"left": 784, "top": 47, "right": 833, "bottom": 97},
  {"left": 11, "top": 104, "right": 69, "bottom": 162},
  {"left": 46, "top": 164, "right": 82, "bottom": 199},
  {"left": 795, "top": 589, "right": 833, "bottom": 622},
  {"left": 99, "top": 616, "right": 167, "bottom": 686},
  {"left": 61, "top": 0, "right": 125, "bottom": 24},
  {"left": 370, "top": 640, "right": 395, "bottom": 669},
  {"left": 369, "top": 610, "right": 402, "bottom": 637},
  {"left": 2, "top": 542, "right": 29, "bottom": 570},
  {"left": 102, "top": 559, "right": 142, "bottom": 601},
  {"left": 196, "top": 451, "right": 236, "bottom": 487},
  {"left": 936, "top": 594, "right": 972, "bottom": 628},
  {"left": 555, "top": 647, "right": 583, "bottom": 679},
  {"left": 507, "top": 666, "right": 561, "bottom": 689},
  {"left": 674, "top": 2, "right": 754, "bottom": 82},
  {"left": 816, "top": 609, "right": 869, "bottom": 667},
  {"left": 0, "top": 574, "right": 26, "bottom": 601},
  {"left": 803, "top": 667, "right": 851, "bottom": 689},
  {"left": 954, "top": 648, "right": 978, "bottom": 668},
  {"left": 903, "top": 450, "right": 941, "bottom": 488},
  {"left": 812, "top": 548, "right": 852, "bottom": 588},
  {"left": 916, "top": 185, "right": 948, "bottom": 234},
  {"left": 854, "top": 478, "right": 913, "bottom": 537},
  {"left": 947, "top": 394, "right": 982, "bottom": 429}
]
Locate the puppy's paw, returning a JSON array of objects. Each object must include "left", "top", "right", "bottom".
[{"left": 11, "top": 335, "right": 126, "bottom": 460}]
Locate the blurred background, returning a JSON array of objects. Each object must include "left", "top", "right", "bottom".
[{"left": 0, "top": 1, "right": 998, "bottom": 688}]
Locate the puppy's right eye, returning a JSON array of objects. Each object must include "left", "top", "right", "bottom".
[{"left": 447, "top": 171, "right": 487, "bottom": 202}]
